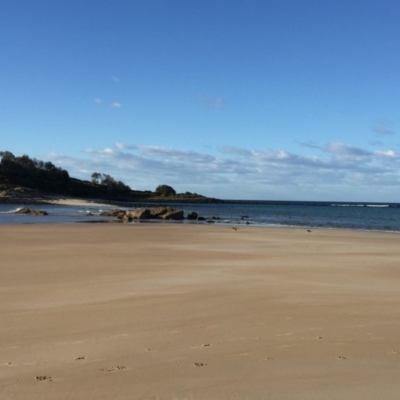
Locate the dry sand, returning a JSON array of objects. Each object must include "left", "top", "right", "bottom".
[
  {"left": 43, "top": 197, "right": 112, "bottom": 207},
  {"left": 1, "top": 224, "right": 400, "bottom": 399}
]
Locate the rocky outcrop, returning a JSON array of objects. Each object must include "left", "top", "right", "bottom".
[
  {"left": 161, "top": 210, "right": 184, "bottom": 220},
  {"left": 149, "top": 206, "right": 175, "bottom": 218},
  {"left": 0, "top": 187, "right": 48, "bottom": 205},
  {"left": 125, "top": 209, "right": 152, "bottom": 220},
  {"left": 99, "top": 209, "right": 126, "bottom": 218},
  {"left": 100, "top": 207, "right": 192, "bottom": 222},
  {"left": 15, "top": 208, "right": 48, "bottom": 216}
]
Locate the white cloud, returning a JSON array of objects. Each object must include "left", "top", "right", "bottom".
[
  {"left": 111, "top": 76, "right": 120, "bottom": 83},
  {"left": 45, "top": 141, "right": 400, "bottom": 201},
  {"left": 110, "top": 102, "right": 123, "bottom": 108},
  {"left": 94, "top": 98, "right": 102, "bottom": 104},
  {"left": 374, "top": 149, "right": 397, "bottom": 159}
]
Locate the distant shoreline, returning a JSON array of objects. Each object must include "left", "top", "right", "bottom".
[
  {"left": 1, "top": 192, "right": 398, "bottom": 208},
  {"left": 0, "top": 193, "right": 224, "bottom": 207}
]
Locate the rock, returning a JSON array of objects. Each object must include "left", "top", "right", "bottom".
[
  {"left": 6, "top": 187, "right": 41, "bottom": 198},
  {"left": 149, "top": 206, "right": 176, "bottom": 218},
  {"left": 100, "top": 206, "right": 190, "bottom": 221},
  {"left": 125, "top": 208, "right": 152, "bottom": 219},
  {"left": 15, "top": 208, "right": 48, "bottom": 216},
  {"left": 161, "top": 210, "right": 184, "bottom": 220},
  {"left": 122, "top": 213, "right": 133, "bottom": 222},
  {"left": 187, "top": 211, "right": 198, "bottom": 220},
  {"left": 100, "top": 209, "right": 125, "bottom": 218},
  {"left": 197, "top": 216, "right": 206, "bottom": 221}
]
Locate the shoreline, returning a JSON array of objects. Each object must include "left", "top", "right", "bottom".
[
  {"left": 43, "top": 196, "right": 115, "bottom": 207},
  {"left": 1, "top": 224, "right": 400, "bottom": 399},
  {"left": 1, "top": 197, "right": 400, "bottom": 234},
  {"left": 0, "top": 195, "right": 118, "bottom": 207},
  {"left": 2, "top": 209, "right": 400, "bottom": 235}
]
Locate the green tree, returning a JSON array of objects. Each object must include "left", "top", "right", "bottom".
[
  {"left": 91, "top": 172, "right": 130, "bottom": 191},
  {"left": 155, "top": 184, "right": 176, "bottom": 197},
  {"left": 91, "top": 172, "right": 102, "bottom": 184}
]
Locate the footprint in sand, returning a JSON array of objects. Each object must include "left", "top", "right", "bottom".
[
  {"left": 100, "top": 366, "right": 126, "bottom": 372},
  {"left": 193, "top": 362, "right": 207, "bottom": 367},
  {"left": 74, "top": 357, "right": 86, "bottom": 360},
  {"left": 35, "top": 376, "right": 52, "bottom": 382},
  {"left": 190, "top": 343, "right": 213, "bottom": 349},
  {"left": 335, "top": 356, "right": 347, "bottom": 360}
]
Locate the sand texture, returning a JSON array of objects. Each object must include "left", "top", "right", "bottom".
[{"left": 1, "top": 224, "right": 400, "bottom": 399}]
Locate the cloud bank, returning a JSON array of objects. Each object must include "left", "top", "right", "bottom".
[{"left": 46, "top": 141, "right": 400, "bottom": 202}]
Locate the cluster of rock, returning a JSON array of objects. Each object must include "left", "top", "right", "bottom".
[
  {"left": 0, "top": 188, "right": 47, "bottom": 204},
  {"left": 10, "top": 205, "right": 212, "bottom": 222},
  {"left": 100, "top": 206, "right": 200, "bottom": 222},
  {"left": 15, "top": 208, "right": 48, "bottom": 216}
]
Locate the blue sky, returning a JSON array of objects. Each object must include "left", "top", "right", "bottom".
[{"left": 1, "top": 0, "right": 399, "bottom": 201}]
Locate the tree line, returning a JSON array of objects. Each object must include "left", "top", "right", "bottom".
[
  {"left": 0, "top": 150, "right": 210, "bottom": 202},
  {"left": 0, "top": 151, "right": 177, "bottom": 199},
  {"left": 0, "top": 151, "right": 69, "bottom": 181}
]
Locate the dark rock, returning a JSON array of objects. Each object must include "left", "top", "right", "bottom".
[
  {"left": 15, "top": 208, "right": 48, "bottom": 216},
  {"left": 100, "top": 209, "right": 125, "bottom": 218},
  {"left": 161, "top": 210, "right": 184, "bottom": 220},
  {"left": 100, "top": 206, "right": 190, "bottom": 222},
  {"left": 187, "top": 211, "right": 198, "bottom": 220},
  {"left": 197, "top": 216, "right": 206, "bottom": 221}
]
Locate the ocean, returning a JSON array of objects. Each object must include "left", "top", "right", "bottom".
[{"left": 1, "top": 200, "right": 400, "bottom": 232}]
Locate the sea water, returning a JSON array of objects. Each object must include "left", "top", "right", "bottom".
[
  {"left": 0, "top": 203, "right": 114, "bottom": 225},
  {"left": 1, "top": 201, "right": 400, "bottom": 232}
]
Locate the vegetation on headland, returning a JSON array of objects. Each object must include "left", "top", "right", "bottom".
[{"left": 0, "top": 151, "right": 221, "bottom": 204}]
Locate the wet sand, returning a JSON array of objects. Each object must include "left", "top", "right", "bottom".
[{"left": 1, "top": 224, "right": 400, "bottom": 399}]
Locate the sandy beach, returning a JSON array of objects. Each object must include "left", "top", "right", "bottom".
[
  {"left": 1, "top": 224, "right": 400, "bottom": 399},
  {"left": 43, "top": 196, "right": 114, "bottom": 207}
]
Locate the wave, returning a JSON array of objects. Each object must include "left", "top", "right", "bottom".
[
  {"left": 0, "top": 207, "right": 23, "bottom": 214},
  {"left": 330, "top": 204, "right": 364, "bottom": 207},
  {"left": 330, "top": 203, "right": 390, "bottom": 208}
]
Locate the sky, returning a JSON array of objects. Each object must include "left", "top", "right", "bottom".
[{"left": 1, "top": 0, "right": 399, "bottom": 201}]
